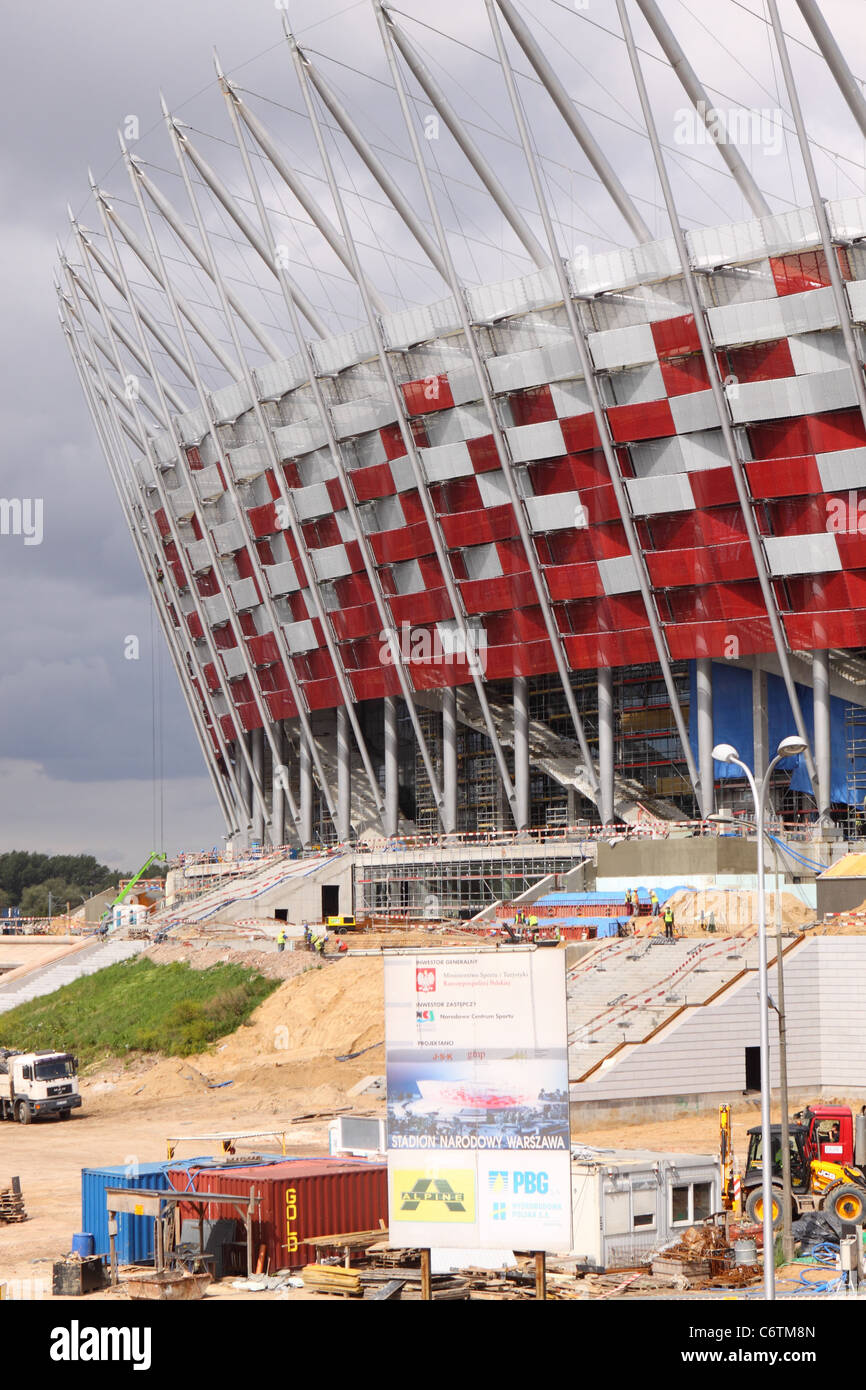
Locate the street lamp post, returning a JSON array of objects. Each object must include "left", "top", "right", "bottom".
[{"left": 711, "top": 734, "right": 808, "bottom": 1300}]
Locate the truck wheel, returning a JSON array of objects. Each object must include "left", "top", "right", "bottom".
[
  {"left": 745, "top": 1185, "right": 784, "bottom": 1228},
  {"left": 16, "top": 1102, "right": 30, "bottom": 1125},
  {"left": 59, "top": 1110, "right": 71, "bottom": 1120},
  {"left": 823, "top": 1183, "right": 866, "bottom": 1228}
]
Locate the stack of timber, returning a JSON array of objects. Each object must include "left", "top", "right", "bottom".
[
  {"left": 301, "top": 1264, "right": 362, "bottom": 1297},
  {"left": 0, "top": 1178, "right": 26, "bottom": 1223}
]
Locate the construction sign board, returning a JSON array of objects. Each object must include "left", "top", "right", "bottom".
[{"left": 384, "top": 948, "right": 572, "bottom": 1251}]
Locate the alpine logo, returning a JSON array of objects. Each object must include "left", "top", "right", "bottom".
[
  {"left": 400, "top": 1178, "right": 466, "bottom": 1212},
  {"left": 416, "top": 967, "right": 436, "bottom": 994}
]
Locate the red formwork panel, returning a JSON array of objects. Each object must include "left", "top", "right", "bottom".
[
  {"left": 726, "top": 338, "right": 796, "bottom": 382},
  {"left": 666, "top": 616, "right": 775, "bottom": 659},
  {"left": 688, "top": 467, "right": 740, "bottom": 509},
  {"left": 168, "top": 1161, "right": 388, "bottom": 1273},
  {"left": 559, "top": 412, "right": 602, "bottom": 454},
  {"left": 750, "top": 407, "right": 866, "bottom": 460},
  {"left": 335, "top": 574, "right": 375, "bottom": 609},
  {"left": 350, "top": 665, "right": 400, "bottom": 701},
  {"left": 483, "top": 639, "right": 557, "bottom": 681},
  {"left": 769, "top": 249, "right": 849, "bottom": 296},
  {"left": 508, "top": 385, "right": 557, "bottom": 426},
  {"left": 466, "top": 435, "right": 501, "bottom": 472},
  {"left": 439, "top": 505, "right": 518, "bottom": 549},
  {"left": 607, "top": 399, "right": 676, "bottom": 444},
  {"left": 651, "top": 313, "right": 702, "bottom": 358},
  {"left": 154, "top": 508, "right": 171, "bottom": 539},
  {"left": 545, "top": 562, "right": 605, "bottom": 600},
  {"left": 401, "top": 374, "right": 455, "bottom": 415},
  {"left": 460, "top": 571, "right": 538, "bottom": 615},
  {"left": 785, "top": 608, "right": 866, "bottom": 649},
  {"left": 325, "top": 477, "right": 347, "bottom": 511},
  {"left": 301, "top": 677, "right": 342, "bottom": 710},
  {"left": 330, "top": 602, "right": 381, "bottom": 642},
  {"left": 659, "top": 354, "right": 711, "bottom": 396},
  {"left": 389, "top": 588, "right": 453, "bottom": 626},
  {"left": 746, "top": 455, "right": 822, "bottom": 499},
  {"left": 351, "top": 461, "right": 396, "bottom": 501},
  {"left": 186, "top": 612, "right": 204, "bottom": 640},
  {"left": 369, "top": 520, "right": 434, "bottom": 565},
  {"left": 399, "top": 490, "right": 427, "bottom": 526},
  {"left": 266, "top": 690, "right": 298, "bottom": 721},
  {"left": 248, "top": 502, "right": 278, "bottom": 538}
]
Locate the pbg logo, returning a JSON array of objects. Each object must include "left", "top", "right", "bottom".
[
  {"left": 513, "top": 1171, "right": 549, "bottom": 1195},
  {"left": 416, "top": 967, "right": 436, "bottom": 993}
]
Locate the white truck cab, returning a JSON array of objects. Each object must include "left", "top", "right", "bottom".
[{"left": 0, "top": 1048, "right": 81, "bottom": 1124}]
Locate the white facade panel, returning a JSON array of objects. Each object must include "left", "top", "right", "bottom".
[
  {"left": 312, "top": 545, "right": 352, "bottom": 581},
  {"left": 730, "top": 368, "right": 858, "bottom": 424},
  {"left": 846, "top": 279, "right": 866, "bottom": 325},
  {"left": 273, "top": 418, "right": 329, "bottom": 458},
  {"left": 549, "top": 378, "right": 591, "bottom": 416},
  {"left": 230, "top": 576, "right": 259, "bottom": 611},
  {"left": 381, "top": 298, "right": 462, "bottom": 350},
  {"left": 285, "top": 619, "right": 318, "bottom": 654},
  {"left": 221, "top": 647, "right": 246, "bottom": 680},
  {"left": 331, "top": 397, "right": 396, "bottom": 441},
  {"left": 293, "top": 481, "right": 332, "bottom": 522},
  {"left": 201, "top": 593, "right": 229, "bottom": 626},
  {"left": 192, "top": 465, "right": 223, "bottom": 503},
  {"left": 310, "top": 325, "right": 377, "bottom": 375},
  {"left": 764, "top": 532, "right": 841, "bottom": 577},
  {"left": 816, "top": 447, "right": 866, "bottom": 493},
  {"left": 186, "top": 539, "right": 211, "bottom": 573},
  {"left": 668, "top": 390, "right": 719, "bottom": 435},
  {"left": 389, "top": 456, "right": 416, "bottom": 492},
  {"left": 608, "top": 364, "right": 665, "bottom": 407},
  {"left": 476, "top": 470, "right": 511, "bottom": 508},
  {"left": 165, "top": 485, "right": 194, "bottom": 520},
  {"left": 525, "top": 489, "right": 583, "bottom": 533},
  {"left": 175, "top": 407, "right": 208, "bottom": 447},
  {"left": 254, "top": 354, "right": 306, "bottom": 402},
  {"left": 788, "top": 329, "right": 848, "bottom": 376},
  {"left": 506, "top": 418, "right": 566, "bottom": 464},
  {"left": 230, "top": 442, "right": 270, "bottom": 481},
  {"left": 420, "top": 440, "right": 474, "bottom": 483},
  {"left": 210, "top": 380, "right": 253, "bottom": 424},
  {"left": 265, "top": 560, "right": 301, "bottom": 597},
  {"left": 211, "top": 517, "right": 245, "bottom": 554},
  {"left": 462, "top": 543, "right": 503, "bottom": 580},
  {"left": 597, "top": 555, "right": 640, "bottom": 595},
  {"left": 488, "top": 340, "right": 582, "bottom": 394},
  {"left": 708, "top": 286, "right": 838, "bottom": 348},
  {"left": 626, "top": 473, "right": 695, "bottom": 515},
  {"left": 425, "top": 403, "right": 491, "bottom": 448},
  {"left": 588, "top": 323, "right": 657, "bottom": 371},
  {"left": 466, "top": 265, "right": 560, "bottom": 322}
]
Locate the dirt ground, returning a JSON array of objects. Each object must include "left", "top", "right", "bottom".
[{"left": 0, "top": 951, "right": 853, "bottom": 1303}]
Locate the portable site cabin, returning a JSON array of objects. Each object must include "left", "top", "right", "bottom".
[{"left": 570, "top": 1148, "right": 720, "bottom": 1271}]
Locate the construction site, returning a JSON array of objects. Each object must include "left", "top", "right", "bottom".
[{"left": 11, "top": 0, "right": 866, "bottom": 1337}]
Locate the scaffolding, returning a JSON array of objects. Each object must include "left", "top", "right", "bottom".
[
  {"left": 845, "top": 704, "right": 866, "bottom": 838},
  {"left": 355, "top": 843, "right": 591, "bottom": 918}
]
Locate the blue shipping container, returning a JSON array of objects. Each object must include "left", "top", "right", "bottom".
[{"left": 81, "top": 1164, "right": 171, "bottom": 1266}]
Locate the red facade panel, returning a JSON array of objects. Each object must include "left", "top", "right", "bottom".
[
  {"left": 746, "top": 455, "right": 822, "bottom": 499},
  {"left": 401, "top": 374, "right": 455, "bottom": 416},
  {"left": 607, "top": 399, "right": 676, "bottom": 443},
  {"left": 651, "top": 314, "right": 701, "bottom": 358},
  {"left": 351, "top": 461, "right": 396, "bottom": 501}
]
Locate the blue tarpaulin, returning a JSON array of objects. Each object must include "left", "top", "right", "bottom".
[{"left": 689, "top": 661, "right": 855, "bottom": 805}]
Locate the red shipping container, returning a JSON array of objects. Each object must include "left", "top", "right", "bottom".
[{"left": 168, "top": 1160, "right": 388, "bottom": 1272}]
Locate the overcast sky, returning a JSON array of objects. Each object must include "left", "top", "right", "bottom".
[{"left": 1, "top": 0, "right": 863, "bottom": 866}]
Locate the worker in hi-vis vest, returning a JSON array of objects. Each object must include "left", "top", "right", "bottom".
[
  {"left": 663, "top": 905, "right": 674, "bottom": 940},
  {"left": 277, "top": 927, "right": 286, "bottom": 953}
]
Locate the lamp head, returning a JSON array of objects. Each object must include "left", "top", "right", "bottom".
[
  {"left": 712, "top": 743, "right": 740, "bottom": 764},
  {"left": 776, "top": 735, "right": 807, "bottom": 759}
]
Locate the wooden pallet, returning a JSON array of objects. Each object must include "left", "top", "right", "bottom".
[{"left": 0, "top": 1188, "right": 26, "bottom": 1224}]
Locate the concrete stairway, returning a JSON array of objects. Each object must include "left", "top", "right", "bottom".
[
  {"left": 0, "top": 937, "right": 147, "bottom": 1016},
  {"left": 567, "top": 934, "right": 767, "bottom": 1079}
]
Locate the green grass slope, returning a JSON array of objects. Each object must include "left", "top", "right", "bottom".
[{"left": 0, "top": 958, "right": 279, "bottom": 1066}]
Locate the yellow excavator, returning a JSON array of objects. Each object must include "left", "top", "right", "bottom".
[{"left": 720, "top": 1102, "right": 866, "bottom": 1230}]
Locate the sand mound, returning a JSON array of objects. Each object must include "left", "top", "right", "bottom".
[
  {"left": 208, "top": 957, "right": 384, "bottom": 1071},
  {"left": 662, "top": 888, "right": 814, "bottom": 932},
  {"left": 144, "top": 942, "right": 312, "bottom": 981}
]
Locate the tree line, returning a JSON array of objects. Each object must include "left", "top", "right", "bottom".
[{"left": 0, "top": 851, "right": 163, "bottom": 917}]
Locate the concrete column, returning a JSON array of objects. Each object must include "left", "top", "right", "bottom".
[
  {"left": 442, "top": 686, "right": 458, "bottom": 833},
  {"left": 813, "top": 648, "right": 832, "bottom": 823},
  {"left": 752, "top": 665, "right": 769, "bottom": 791},
  {"left": 384, "top": 696, "right": 399, "bottom": 837},
  {"left": 597, "top": 668, "right": 615, "bottom": 826},
  {"left": 238, "top": 736, "right": 252, "bottom": 845},
  {"left": 696, "top": 658, "right": 714, "bottom": 820},
  {"left": 337, "top": 704, "right": 352, "bottom": 843},
  {"left": 251, "top": 726, "right": 265, "bottom": 845},
  {"left": 300, "top": 734, "right": 314, "bottom": 847},
  {"left": 271, "top": 722, "right": 286, "bottom": 848},
  {"left": 513, "top": 676, "right": 530, "bottom": 830}
]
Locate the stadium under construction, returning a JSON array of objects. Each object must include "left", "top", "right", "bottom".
[{"left": 56, "top": 0, "right": 866, "bottom": 852}]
